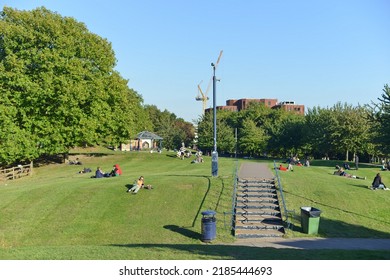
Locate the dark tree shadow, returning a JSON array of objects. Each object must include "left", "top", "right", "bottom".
[{"left": 163, "top": 225, "right": 201, "bottom": 240}]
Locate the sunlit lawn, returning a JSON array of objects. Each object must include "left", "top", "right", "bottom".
[{"left": 1, "top": 148, "right": 390, "bottom": 259}]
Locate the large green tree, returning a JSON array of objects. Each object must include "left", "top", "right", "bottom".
[
  {"left": 144, "top": 105, "right": 195, "bottom": 150},
  {"left": 0, "top": 7, "right": 145, "bottom": 164},
  {"left": 196, "top": 110, "right": 235, "bottom": 155},
  {"left": 328, "top": 103, "right": 372, "bottom": 161},
  {"left": 238, "top": 118, "right": 269, "bottom": 157},
  {"left": 376, "top": 84, "right": 390, "bottom": 153},
  {"left": 305, "top": 103, "right": 373, "bottom": 160}
]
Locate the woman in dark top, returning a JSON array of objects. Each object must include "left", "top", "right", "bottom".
[{"left": 371, "top": 173, "right": 388, "bottom": 190}]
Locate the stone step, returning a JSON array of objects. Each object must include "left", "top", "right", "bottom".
[
  {"left": 237, "top": 193, "right": 278, "bottom": 199},
  {"left": 235, "top": 213, "right": 282, "bottom": 221},
  {"left": 236, "top": 198, "right": 279, "bottom": 206},
  {"left": 235, "top": 218, "right": 283, "bottom": 227},
  {"left": 238, "top": 185, "right": 275, "bottom": 190},
  {"left": 235, "top": 228, "right": 284, "bottom": 238},
  {"left": 234, "top": 177, "right": 285, "bottom": 238},
  {"left": 236, "top": 203, "right": 280, "bottom": 211},
  {"left": 236, "top": 199, "right": 279, "bottom": 205},
  {"left": 238, "top": 181, "right": 275, "bottom": 186},
  {"left": 237, "top": 188, "right": 277, "bottom": 194},
  {"left": 235, "top": 209, "right": 281, "bottom": 217},
  {"left": 238, "top": 179, "right": 275, "bottom": 184}
]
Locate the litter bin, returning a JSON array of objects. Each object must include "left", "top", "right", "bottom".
[
  {"left": 201, "top": 210, "right": 216, "bottom": 242},
  {"left": 300, "top": 207, "right": 321, "bottom": 234}
]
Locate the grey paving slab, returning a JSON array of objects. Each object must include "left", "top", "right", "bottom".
[{"left": 238, "top": 162, "right": 274, "bottom": 179}]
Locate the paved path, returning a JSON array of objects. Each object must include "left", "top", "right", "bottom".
[
  {"left": 233, "top": 237, "right": 390, "bottom": 250},
  {"left": 238, "top": 162, "right": 274, "bottom": 180},
  {"left": 233, "top": 162, "right": 390, "bottom": 251}
]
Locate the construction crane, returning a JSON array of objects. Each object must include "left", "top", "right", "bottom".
[
  {"left": 196, "top": 79, "right": 211, "bottom": 113},
  {"left": 196, "top": 50, "right": 223, "bottom": 114}
]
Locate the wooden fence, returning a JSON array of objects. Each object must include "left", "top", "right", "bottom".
[{"left": 0, "top": 162, "right": 33, "bottom": 181}]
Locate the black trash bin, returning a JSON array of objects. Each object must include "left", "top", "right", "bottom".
[
  {"left": 300, "top": 206, "right": 321, "bottom": 234},
  {"left": 201, "top": 210, "right": 216, "bottom": 242}
]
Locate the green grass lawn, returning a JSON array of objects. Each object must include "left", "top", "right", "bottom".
[
  {"left": 1, "top": 148, "right": 390, "bottom": 259},
  {"left": 272, "top": 160, "right": 390, "bottom": 239}
]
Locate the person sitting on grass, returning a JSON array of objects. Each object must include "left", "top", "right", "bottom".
[
  {"left": 371, "top": 173, "right": 389, "bottom": 190},
  {"left": 92, "top": 167, "right": 105, "bottom": 178},
  {"left": 343, "top": 162, "right": 351, "bottom": 170},
  {"left": 127, "top": 176, "right": 153, "bottom": 194},
  {"left": 333, "top": 167, "right": 366, "bottom": 180},
  {"left": 107, "top": 164, "right": 122, "bottom": 177}
]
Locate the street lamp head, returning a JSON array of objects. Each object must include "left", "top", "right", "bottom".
[{"left": 211, "top": 63, "right": 215, "bottom": 67}]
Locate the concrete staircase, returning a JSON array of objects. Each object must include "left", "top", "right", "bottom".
[{"left": 234, "top": 178, "right": 285, "bottom": 238}]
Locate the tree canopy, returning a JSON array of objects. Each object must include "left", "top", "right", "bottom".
[
  {"left": 0, "top": 7, "right": 146, "bottom": 164},
  {"left": 196, "top": 91, "right": 389, "bottom": 161},
  {"left": 144, "top": 105, "right": 195, "bottom": 150}
]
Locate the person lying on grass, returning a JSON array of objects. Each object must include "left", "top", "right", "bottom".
[
  {"left": 278, "top": 164, "right": 288, "bottom": 171},
  {"left": 127, "top": 176, "right": 153, "bottom": 194},
  {"left": 333, "top": 167, "right": 366, "bottom": 180}
]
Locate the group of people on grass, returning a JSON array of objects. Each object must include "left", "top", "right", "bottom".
[
  {"left": 333, "top": 166, "right": 366, "bottom": 180},
  {"left": 87, "top": 163, "right": 153, "bottom": 194},
  {"left": 278, "top": 155, "right": 310, "bottom": 172},
  {"left": 92, "top": 164, "right": 123, "bottom": 178},
  {"left": 333, "top": 163, "right": 389, "bottom": 191},
  {"left": 277, "top": 155, "right": 388, "bottom": 191}
]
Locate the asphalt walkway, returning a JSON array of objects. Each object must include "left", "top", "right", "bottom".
[{"left": 234, "top": 162, "right": 390, "bottom": 251}]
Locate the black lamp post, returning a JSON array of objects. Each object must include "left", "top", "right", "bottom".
[{"left": 211, "top": 62, "right": 218, "bottom": 177}]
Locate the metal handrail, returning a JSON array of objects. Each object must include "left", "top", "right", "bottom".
[
  {"left": 223, "top": 159, "right": 239, "bottom": 230},
  {"left": 273, "top": 161, "right": 295, "bottom": 230}
]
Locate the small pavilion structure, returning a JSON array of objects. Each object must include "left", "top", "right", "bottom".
[{"left": 120, "top": 131, "right": 163, "bottom": 151}]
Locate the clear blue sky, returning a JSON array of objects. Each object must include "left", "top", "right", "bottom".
[{"left": 2, "top": 0, "right": 390, "bottom": 122}]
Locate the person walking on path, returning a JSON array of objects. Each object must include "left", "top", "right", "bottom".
[{"left": 355, "top": 154, "right": 359, "bottom": 170}]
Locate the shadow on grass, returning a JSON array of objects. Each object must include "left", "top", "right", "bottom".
[
  {"left": 165, "top": 154, "right": 178, "bottom": 158},
  {"left": 350, "top": 182, "right": 372, "bottom": 190},
  {"left": 70, "top": 152, "right": 112, "bottom": 157},
  {"left": 163, "top": 225, "right": 201, "bottom": 240},
  {"left": 163, "top": 174, "right": 230, "bottom": 228},
  {"left": 310, "top": 160, "right": 381, "bottom": 170},
  {"left": 285, "top": 189, "right": 390, "bottom": 229},
  {"left": 109, "top": 243, "right": 390, "bottom": 260},
  {"left": 289, "top": 216, "right": 390, "bottom": 238}
]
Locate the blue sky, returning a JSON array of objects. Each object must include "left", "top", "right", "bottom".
[{"left": 2, "top": 0, "right": 390, "bottom": 122}]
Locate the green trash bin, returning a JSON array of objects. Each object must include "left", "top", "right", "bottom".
[{"left": 300, "top": 207, "right": 321, "bottom": 234}]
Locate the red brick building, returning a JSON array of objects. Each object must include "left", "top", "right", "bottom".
[{"left": 205, "top": 98, "right": 304, "bottom": 115}]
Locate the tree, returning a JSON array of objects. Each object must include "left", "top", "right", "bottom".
[
  {"left": 304, "top": 103, "right": 373, "bottom": 160},
  {"left": 196, "top": 110, "right": 235, "bottom": 154},
  {"left": 0, "top": 7, "right": 145, "bottom": 164},
  {"left": 238, "top": 118, "right": 269, "bottom": 157},
  {"left": 272, "top": 114, "right": 306, "bottom": 157},
  {"left": 328, "top": 103, "right": 372, "bottom": 161},
  {"left": 376, "top": 84, "right": 390, "bottom": 154},
  {"left": 144, "top": 105, "right": 195, "bottom": 150}
]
